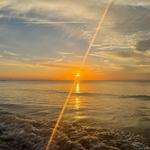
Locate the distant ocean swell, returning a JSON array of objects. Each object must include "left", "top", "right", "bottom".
[
  {"left": 48, "top": 89, "right": 150, "bottom": 100},
  {"left": 0, "top": 112, "right": 149, "bottom": 150}
]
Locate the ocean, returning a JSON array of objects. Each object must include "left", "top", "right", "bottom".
[{"left": 0, "top": 81, "right": 150, "bottom": 150}]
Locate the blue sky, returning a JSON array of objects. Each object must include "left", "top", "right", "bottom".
[{"left": 0, "top": 0, "right": 150, "bottom": 80}]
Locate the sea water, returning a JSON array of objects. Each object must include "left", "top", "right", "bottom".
[{"left": 0, "top": 81, "right": 150, "bottom": 150}]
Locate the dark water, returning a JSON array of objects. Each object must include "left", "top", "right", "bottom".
[{"left": 0, "top": 81, "right": 150, "bottom": 150}]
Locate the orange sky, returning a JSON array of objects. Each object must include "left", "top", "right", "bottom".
[{"left": 0, "top": 64, "right": 149, "bottom": 80}]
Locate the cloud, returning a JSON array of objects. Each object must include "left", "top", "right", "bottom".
[
  {"left": 90, "top": 50, "right": 133, "bottom": 61},
  {"left": 3, "top": 50, "right": 18, "bottom": 56},
  {"left": 136, "top": 39, "right": 150, "bottom": 51},
  {"left": 0, "top": 50, "right": 78, "bottom": 70},
  {"left": 112, "top": 4, "right": 150, "bottom": 34},
  {"left": 58, "top": 51, "right": 73, "bottom": 56},
  {"left": 91, "top": 49, "right": 150, "bottom": 60},
  {"left": 41, "top": 62, "right": 77, "bottom": 69},
  {"left": 0, "top": 0, "right": 98, "bottom": 22},
  {"left": 115, "top": 0, "right": 150, "bottom": 6},
  {"left": 0, "top": 50, "right": 18, "bottom": 58},
  {"left": 24, "top": 21, "right": 86, "bottom": 25},
  {"left": 90, "top": 47, "right": 150, "bottom": 73}
]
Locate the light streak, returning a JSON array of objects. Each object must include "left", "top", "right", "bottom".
[
  {"left": 80, "top": 0, "right": 113, "bottom": 69},
  {"left": 45, "top": 80, "right": 77, "bottom": 150},
  {"left": 45, "top": 0, "right": 113, "bottom": 149}
]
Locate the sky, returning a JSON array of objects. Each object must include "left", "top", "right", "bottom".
[{"left": 0, "top": 0, "right": 150, "bottom": 80}]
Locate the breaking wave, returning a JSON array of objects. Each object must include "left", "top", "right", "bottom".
[{"left": 0, "top": 112, "right": 149, "bottom": 150}]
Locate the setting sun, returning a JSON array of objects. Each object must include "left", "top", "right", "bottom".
[{"left": 76, "top": 73, "right": 80, "bottom": 78}]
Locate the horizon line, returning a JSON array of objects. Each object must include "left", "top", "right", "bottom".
[{"left": 0, "top": 79, "right": 150, "bottom": 81}]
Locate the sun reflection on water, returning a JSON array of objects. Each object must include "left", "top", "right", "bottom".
[
  {"left": 75, "top": 81, "right": 80, "bottom": 110},
  {"left": 74, "top": 81, "right": 87, "bottom": 120},
  {"left": 75, "top": 97, "right": 80, "bottom": 110},
  {"left": 75, "top": 82, "right": 80, "bottom": 93}
]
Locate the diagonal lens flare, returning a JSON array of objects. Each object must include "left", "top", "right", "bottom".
[
  {"left": 45, "top": 80, "right": 77, "bottom": 150},
  {"left": 45, "top": 0, "right": 113, "bottom": 150},
  {"left": 80, "top": 0, "right": 113, "bottom": 69}
]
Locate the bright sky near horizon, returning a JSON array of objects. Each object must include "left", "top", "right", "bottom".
[{"left": 0, "top": 0, "right": 150, "bottom": 80}]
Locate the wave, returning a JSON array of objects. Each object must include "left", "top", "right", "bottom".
[
  {"left": 50, "top": 90, "right": 117, "bottom": 97},
  {"left": 0, "top": 112, "right": 149, "bottom": 150},
  {"left": 49, "top": 90, "right": 150, "bottom": 100},
  {"left": 120, "top": 95, "right": 150, "bottom": 100}
]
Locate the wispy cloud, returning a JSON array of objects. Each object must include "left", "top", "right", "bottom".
[
  {"left": 0, "top": 0, "right": 98, "bottom": 21},
  {"left": 3, "top": 50, "right": 18, "bottom": 56},
  {"left": 58, "top": 51, "right": 72, "bottom": 55},
  {"left": 115, "top": 0, "right": 150, "bottom": 6}
]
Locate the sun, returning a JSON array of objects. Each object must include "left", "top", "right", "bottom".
[{"left": 76, "top": 73, "right": 80, "bottom": 78}]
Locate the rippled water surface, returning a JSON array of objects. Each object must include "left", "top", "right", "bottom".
[{"left": 0, "top": 81, "right": 150, "bottom": 150}]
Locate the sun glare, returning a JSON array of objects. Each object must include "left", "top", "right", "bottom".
[{"left": 76, "top": 73, "right": 80, "bottom": 78}]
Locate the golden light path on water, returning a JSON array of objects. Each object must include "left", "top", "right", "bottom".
[
  {"left": 76, "top": 82, "right": 80, "bottom": 94},
  {"left": 75, "top": 82, "right": 80, "bottom": 111},
  {"left": 75, "top": 97, "right": 80, "bottom": 110},
  {"left": 74, "top": 82, "right": 87, "bottom": 120},
  {"left": 45, "top": 0, "right": 113, "bottom": 149}
]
